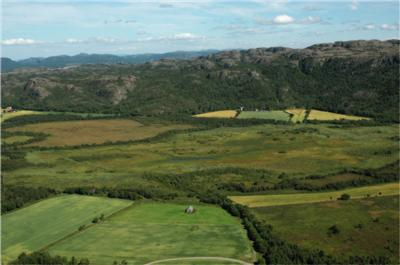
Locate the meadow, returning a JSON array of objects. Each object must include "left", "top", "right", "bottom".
[
  {"left": 47, "top": 202, "right": 254, "bottom": 265},
  {"left": 230, "top": 182, "right": 399, "bottom": 207},
  {"left": 4, "top": 123, "right": 398, "bottom": 190},
  {"left": 286, "top": 108, "right": 307, "bottom": 123},
  {"left": 7, "top": 119, "right": 192, "bottom": 147},
  {"left": 253, "top": 195, "right": 399, "bottom": 263},
  {"left": 1, "top": 195, "right": 132, "bottom": 263},
  {"left": 237, "top": 111, "right": 290, "bottom": 121},
  {"left": 193, "top": 110, "right": 237, "bottom": 118}
]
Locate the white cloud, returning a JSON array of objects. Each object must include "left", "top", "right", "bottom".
[
  {"left": 364, "top": 24, "right": 375, "bottom": 30},
  {"left": 349, "top": 0, "right": 358, "bottom": 10},
  {"left": 380, "top": 23, "right": 399, "bottom": 30},
  {"left": 1, "top": 38, "right": 43, "bottom": 45},
  {"left": 138, "top": 33, "right": 205, "bottom": 42},
  {"left": 257, "top": 15, "right": 321, "bottom": 25},
  {"left": 272, "top": 14, "right": 294, "bottom": 24},
  {"left": 66, "top": 38, "right": 83, "bottom": 43},
  {"left": 173, "top": 33, "right": 203, "bottom": 40}
]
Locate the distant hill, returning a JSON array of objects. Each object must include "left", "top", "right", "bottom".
[
  {"left": 0, "top": 50, "right": 219, "bottom": 72},
  {"left": 2, "top": 40, "right": 399, "bottom": 121}
]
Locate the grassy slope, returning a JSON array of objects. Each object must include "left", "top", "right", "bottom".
[
  {"left": 7, "top": 119, "right": 192, "bottom": 147},
  {"left": 193, "top": 110, "right": 237, "bottom": 118},
  {"left": 253, "top": 195, "right": 399, "bottom": 262},
  {"left": 230, "top": 182, "right": 399, "bottom": 207},
  {"left": 1, "top": 110, "right": 45, "bottom": 122},
  {"left": 2, "top": 195, "right": 132, "bottom": 263},
  {"left": 4, "top": 124, "right": 397, "bottom": 189},
  {"left": 48, "top": 202, "right": 254, "bottom": 265},
  {"left": 237, "top": 111, "right": 290, "bottom": 121},
  {"left": 3, "top": 135, "right": 33, "bottom": 144}
]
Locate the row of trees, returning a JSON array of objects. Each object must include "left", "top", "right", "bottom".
[{"left": 10, "top": 251, "right": 89, "bottom": 265}]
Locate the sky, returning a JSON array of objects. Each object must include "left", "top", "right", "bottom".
[{"left": 1, "top": 0, "right": 399, "bottom": 60}]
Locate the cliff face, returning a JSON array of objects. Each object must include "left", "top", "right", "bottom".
[{"left": 2, "top": 40, "right": 399, "bottom": 121}]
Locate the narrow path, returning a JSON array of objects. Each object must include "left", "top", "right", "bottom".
[{"left": 144, "top": 256, "right": 253, "bottom": 265}]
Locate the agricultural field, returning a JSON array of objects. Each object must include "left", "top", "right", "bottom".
[
  {"left": 237, "top": 110, "right": 290, "bottom": 121},
  {"left": 1, "top": 109, "right": 45, "bottom": 122},
  {"left": 2, "top": 195, "right": 132, "bottom": 263},
  {"left": 286, "top": 108, "right": 307, "bottom": 123},
  {"left": 307, "top": 109, "right": 370, "bottom": 121},
  {"left": 193, "top": 110, "right": 238, "bottom": 118},
  {"left": 253, "top": 195, "right": 399, "bottom": 263},
  {"left": 230, "top": 182, "right": 399, "bottom": 207},
  {"left": 2, "top": 135, "right": 33, "bottom": 144},
  {"left": 6, "top": 119, "right": 192, "bottom": 147},
  {"left": 3, "top": 123, "right": 398, "bottom": 190},
  {"left": 47, "top": 202, "right": 254, "bottom": 265}
]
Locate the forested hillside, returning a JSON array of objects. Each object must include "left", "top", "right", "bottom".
[{"left": 2, "top": 40, "right": 399, "bottom": 121}]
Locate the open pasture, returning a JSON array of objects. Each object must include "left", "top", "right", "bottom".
[
  {"left": 3, "top": 124, "right": 398, "bottom": 190},
  {"left": 1, "top": 110, "right": 45, "bottom": 122},
  {"left": 237, "top": 110, "right": 290, "bottom": 121},
  {"left": 286, "top": 108, "right": 307, "bottom": 123},
  {"left": 7, "top": 119, "right": 191, "bottom": 147},
  {"left": 193, "top": 110, "right": 238, "bottom": 118},
  {"left": 253, "top": 195, "right": 399, "bottom": 263},
  {"left": 48, "top": 202, "right": 254, "bottom": 265},
  {"left": 2, "top": 195, "right": 132, "bottom": 263},
  {"left": 307, "top": 109, "right": 370, "bottom": 121},
  {"left": 230, "top": 182, "right": 399, "bottom": 207}
]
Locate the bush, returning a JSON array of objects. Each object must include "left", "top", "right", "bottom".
[{"left": 338, "top": 193, "right": 351, "bottom": 200}]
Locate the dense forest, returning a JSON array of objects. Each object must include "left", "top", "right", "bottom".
[{"left": 2, "top": 40, "right": 399, "bottom": 121}]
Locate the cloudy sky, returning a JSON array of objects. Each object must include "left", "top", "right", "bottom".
[{"left": 1, "top": 0, "right": 399, "bottom": 60}]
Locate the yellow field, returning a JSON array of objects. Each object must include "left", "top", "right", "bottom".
[
  {"left": 193, "top": 110, "right": 238, "bottom": 118},
  {"left": 7, "top": 119, "right": 192, "bottom": 147},
  {"left": 2, "top": 135, "right": 33, "bottom": 144},
  {"left": 307, "top": 109, "right": 370, "bottom": 121},
  {"left": 1, "top": 110, "right": 44, "bottom": 122},
  {"left": 230, "top": 183, "right": 399, "bottom": 208},
  {"left": 286, "top": 108, "right": 307, "bottom": 123}
]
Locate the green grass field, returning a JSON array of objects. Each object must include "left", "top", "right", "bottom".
[
  {"left": 230, "top": 182, "right": 399, "bottom": 207},
  {"left": 237, "top": 110, "right": 290, "bottom": 121},
  {"left": 2, "top": 135, "right": 33, "bottom": 144},
  {"left": 4, "top": 123, "right": 397, "bottom": 190},
  {"left": 2, "top": 195, "right": 132, "bottom": 263},
  {"left": 47, "top": 202, "right": 254, "bottom": 265},
  {"left": 253, "top": 195, "right": 399, "bottom": 263}
]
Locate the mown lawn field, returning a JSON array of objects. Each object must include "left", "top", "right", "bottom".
[
  {"left": 2, "top": 135, "right": 33, "bottom": 144},
  {"left": 253, "top": 195, "right": 399, "bottom": 263},
  {"left": 3, "top": 124, "right": 398, "bottom": 190},
  {"left": 193, "top": 110, "right": 238, "bottom": 118},
  {"left": 286, "top": 108, "right": 307, "bottom": 123},
  {"left": 307, "top": 109, "right": 370, "bottom": 121},
  {"left": 237, "top": 110, "right": 290, "bottom": 121},
  {"left": 7, "top": 119, "right": 192, "bottom": 147},
  {"left": 1, "top": 195, "right": 132, "bottom": 263},
  {"left": 48, "top": 202, "right": 254, "bottom": 265},
  {"left": 1, "top": 110, "right": 45, "bottom": 122},
  {"left": 230, "top": 182, "right": 399, "bottom": 207}
]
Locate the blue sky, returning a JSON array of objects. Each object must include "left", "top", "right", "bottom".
[{"left": 1, "top": 0, "right": 399, "bottom": 59}]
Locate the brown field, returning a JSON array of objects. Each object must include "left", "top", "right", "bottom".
[
  {"left": 193, "top": 110, "right": 238, "bottom": 118},
  {"left": 7, "top": 119, "right": 192, "bottom": 147},
  {"left": 307, "top": 109, "right": 370, "bottom": 121}
]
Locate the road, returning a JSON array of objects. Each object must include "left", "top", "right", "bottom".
[{"left": 144, "top": 256, "right": 253, "bottom": 265}]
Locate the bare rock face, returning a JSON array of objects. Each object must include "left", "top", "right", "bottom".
[
  {"left": 93, "top": 75, "right": 137, "bottom": 104},
  {"left": 23, "top": 78, "right": 52, "bottom": 99}
]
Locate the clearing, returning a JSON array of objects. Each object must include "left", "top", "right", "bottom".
[
  {"left": 286, "top": 108, "right": 307, "bottom": 123},
  {"left": 1, "top": 195, "right": 132, "bottom": 263},
  {"left": 193, "top": 110, "right": 238, "bottom": 118},
  {"left": 7, "top": 119, "right": 191, "bottom": 147},
  {"left": 237, "top": 110, "right": 290, "bottom": 121},
  {"left": 47, "top": 202, "right": 254, "bottom": 265},
  {"left": 253, "top": 195, "right": 399, "bottom": 263},
  {"left": 307, "top": 109, "right": 370, "bottom": 121},
  {"left": 230, "top": 182, "right": 399, "bottom": 207}
]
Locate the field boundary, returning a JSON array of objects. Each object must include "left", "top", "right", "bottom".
[
  {"left": 39, "top": 202, "right": 135, "bottom": 252},
  {"left": 144, "top": 256, "right": 253, "bottom": 265}
]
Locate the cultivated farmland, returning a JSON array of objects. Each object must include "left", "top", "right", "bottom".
[
  {"left": 2, "top": 195, "right": 132, "bottom": 263},
  {"left": 253, "top": 195, "right": 399, "bottom": 263},
  {"left": 230, "top": 182, "right": 399, "bottom": 207},
  {"left": 237, "top": 110, "right": 290, "bottom": 121},
  {"left": 7, "top": 119, "right": 192, "bottom": 147},
  {"left": 47, "top": 202, "right": 254, "bottom": 265},
  {"left": 286, "top": 108, "right": 307, "bottom": 123},
  {"left": 307, "top": 109, "right": 370, "bottom": 121},
  {"left": 193, "top": 110, "right": 238, "bottom": 118}
]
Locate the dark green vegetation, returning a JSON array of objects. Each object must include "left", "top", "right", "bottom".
[
  {"left": 253, "top": 196, "right": 399, "bottom": 263},
  {"left": 2, "top": 40, "right": 399, "bottom": 121},
  {"left": 10, "top": 251, "right": 89, "bottom": 265},
  {"left": 1, "top": 50, "right": 218, "bottom": 72}
]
